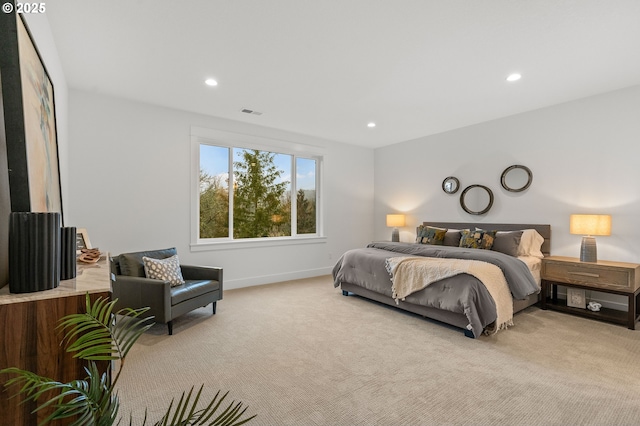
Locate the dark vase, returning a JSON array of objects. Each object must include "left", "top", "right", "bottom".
[
  {"left": 8, "top": 212, "right": 61, "bottom": 293},
  {"left": 61, "top": 226, "right": 77, "bottom": 280}
]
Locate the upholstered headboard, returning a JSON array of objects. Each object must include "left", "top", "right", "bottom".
[{"left": 421, "top": 222, "right": 551, "bottom": 257}]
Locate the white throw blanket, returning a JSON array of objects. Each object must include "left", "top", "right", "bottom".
[{"left": 386, "top": 256, "right": 514, "bottom": 334}]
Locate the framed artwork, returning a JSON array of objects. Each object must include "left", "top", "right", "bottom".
[
  {"left": 0, "top": 13, "right": 63, "bottom": 221},
  {"left": 567, "top": 288, "right": 586, "bottom": 309},
  {"left": 76, "top": 228, "right": 92, "bottom": 253}
]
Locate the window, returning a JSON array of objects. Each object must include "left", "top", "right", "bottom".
[
  {"left": 232, "top": 148, "right": 292, "bottom": 238},
  {"left": 199, "top": 145, "right": 230, "bottom": 238},
  {"left": 295, "top": 157, "right": 317, "bottom": 235},
  {"left": 192, "top": 127, "right": 322, "bottom": 246}
]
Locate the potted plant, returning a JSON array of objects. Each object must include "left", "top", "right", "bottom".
[{"left": 1, "top": 295, "right": 256, "bottom": 425}]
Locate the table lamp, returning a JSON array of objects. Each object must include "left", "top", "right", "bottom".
[
  {"left": 386, "top": 214, "right": 405, "bottom": 242},
  {"left": 569, "top": 214, "right": 611, "bottom": 262}
]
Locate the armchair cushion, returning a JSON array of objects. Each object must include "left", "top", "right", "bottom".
[
  {"left": 143, "top": 254, "right": 185, "bottom": 286},
  {"left": 171, "top": 279, "right": 220, "bottom": 305}
]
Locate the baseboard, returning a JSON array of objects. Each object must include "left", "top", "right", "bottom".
[{"left": 224, "top": 266, "right": 333, "bottom": 290}]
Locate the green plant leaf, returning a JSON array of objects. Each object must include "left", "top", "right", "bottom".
[
  {"left": 1, "top": 293, "right": 256, "bottom": 425},
  {"left": 147, "top": 385, "right": 256, "bottom": 426},
  {"left": 0, "top": 362, "right": 118, "bottom": 426},
  {"left": 58, "top": 294, "right": 153, "bottom": 364}
]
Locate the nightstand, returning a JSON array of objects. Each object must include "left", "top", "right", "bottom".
[{"left": 541, "top": 256, "right": 640, "bottom": 329}]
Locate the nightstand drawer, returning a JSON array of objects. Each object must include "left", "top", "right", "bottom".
[
  {"left": 545, "top": 263, "right": 628, "bottom": 290},
  {"left": 543, "top": 260, "right": 637, "bottom": 292}
]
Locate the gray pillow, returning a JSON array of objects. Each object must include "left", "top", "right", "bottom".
[
  {"left": 118, "top": 247, "right": 178, "bottom": 277},
  {"left": 444, "top": 230, "right": 462, "bottom": 247},
  {"left": 491, "top": 231, "right": 523, "bottom": 257}
]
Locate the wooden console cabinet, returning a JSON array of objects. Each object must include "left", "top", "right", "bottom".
[
  {"left": 541, "top": 256, "right": 640, "bottom": 330},
  {"left": 0, "top": 258, "right": 111, "bottom": 425}
]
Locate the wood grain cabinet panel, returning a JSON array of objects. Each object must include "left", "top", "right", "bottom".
[
  {"left": 542, "top": 256, "right": 640, "bottom": 292},
  {"left": 0, "top": 259, "right": 111, "bottom": 425}
]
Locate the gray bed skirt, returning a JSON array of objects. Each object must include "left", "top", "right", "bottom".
[{"left": 340, "top": 282, "right": 539, "bottom": 338}]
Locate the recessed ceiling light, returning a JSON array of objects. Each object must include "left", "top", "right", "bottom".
[
  {"left": 205, "top": 78, "right": 218, "bottom": 87},
  {"left": 506, "top": 73, "right": 522, "bottom": 82},
  {"left": 367, "top": 122, "right": 376, "bottom": 128}
]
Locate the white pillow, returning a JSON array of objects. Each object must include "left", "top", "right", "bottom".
[
  {"left": 142, "top": 254, "right": 185, "bottom": 287},
  {"left": 518, "top": 255, "right": 542, "bottom": 286},
  {"left": 517, "top": 229, "right": 544, "bottom": 258}
]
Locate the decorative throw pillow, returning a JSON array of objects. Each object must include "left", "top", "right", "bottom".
[
  {"left": 416, "top": 225, "right": 447, "bottom": 245},
  {"left": 459, "top": 229, "right": 497, "bottom": 250},
  {"left": 142, "top": 254, "right": 185, "bottom": 287},
  {"left": 491, "top": 230, "right": 523, "bottom": 257}
]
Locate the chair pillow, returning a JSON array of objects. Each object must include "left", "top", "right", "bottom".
[
  {"left": 459, "top": 229, "right": 497, "bottom": 250},
  {"left": 142, "top": 254, "right": 185, "bottom": 287}
]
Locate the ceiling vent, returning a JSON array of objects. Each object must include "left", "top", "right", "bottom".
[{"left": 240, "top": 108, "right": 263, "bottom": 116}]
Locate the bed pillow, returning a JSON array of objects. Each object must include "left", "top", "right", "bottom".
[
  {"left": 459, "top": 229, "right": 497, "bottom": 250},
  {"left": 416, "top": 225, "right": 447, "bottom": 245},
  {"left": 518, "top": 229, "right": 545, "bottom": 258},
  {"left": 491, "top": 230, "right": 523, "bottom": 257},
  {"left": 142, "top": 254, "right": 185, "bottom": 287},
  {"left": 444, "top": 230, "right": 462, "bottom": 247}
]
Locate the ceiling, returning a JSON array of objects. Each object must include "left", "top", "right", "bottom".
[{"left": 45, "top": 0, "right": 640, "bottom": 149}]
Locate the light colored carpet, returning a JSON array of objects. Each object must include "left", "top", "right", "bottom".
[{"left": 116, "top": 275, "right": 640, "bottom": 425}]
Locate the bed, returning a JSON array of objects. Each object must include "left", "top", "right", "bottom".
[{"left": 332, "top": 222, "right": 551, "bottom": 338}]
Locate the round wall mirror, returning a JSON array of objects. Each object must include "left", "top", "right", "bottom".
[
  {"left": 442, "top": 176, "right": 460, "bottom": 194},
  {"left": 460, "top": 185, "right": 494, "bottom": 215},
  {"left": 501, "top": 165, "right": 533, "bottom": 192}
]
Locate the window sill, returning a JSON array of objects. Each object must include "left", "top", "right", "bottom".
[{"left": 190, "top": 236, "right": 327, "bottom": 252}]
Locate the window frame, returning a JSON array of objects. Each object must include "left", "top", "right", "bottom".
[{"left": 190, "top": 126, "right": 325, "bottom": 251}]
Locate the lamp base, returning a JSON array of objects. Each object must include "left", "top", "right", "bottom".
[
  {"left": 580, "top": 236, "right": 597, "bottom": 262},
  {"left": 391, "top": 228, "right": 400, "bottom": 242}
]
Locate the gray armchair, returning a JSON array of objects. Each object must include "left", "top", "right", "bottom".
[{"left": 110, "top": 247, "right": 222, "bottom": 335}]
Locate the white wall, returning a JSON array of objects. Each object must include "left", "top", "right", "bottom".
[
  {"left": 67, "top": 90, "right": 374, "bottom": 289},
  {"left": 374, "top": 85, "right": 640, "bottom": 262},
  {"left": 374, "top": 85, "right": 640, "bottom": 309}
]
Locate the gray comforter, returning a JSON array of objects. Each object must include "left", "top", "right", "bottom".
[{"left": 332, "top": 242, "right": 540, "bottom": 337}]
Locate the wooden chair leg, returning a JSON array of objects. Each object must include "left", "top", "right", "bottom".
[
  {"left": 212, "top": 301, "right": 217, "bottom": 315},
  {"left": 167, "top": 321, "right": 173, "bottom": 335}
]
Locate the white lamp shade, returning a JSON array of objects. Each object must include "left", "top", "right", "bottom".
[
  {"left": 570, "top": 214, "right": 611, "bottom": 236},
  {"left": 386, "top": 214, "right": 405, "bottom": 228}
]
